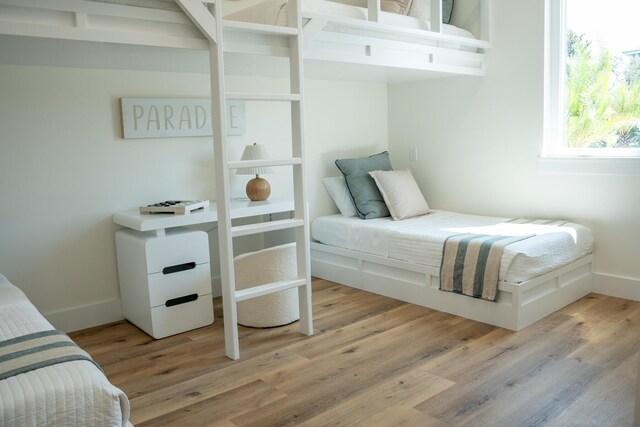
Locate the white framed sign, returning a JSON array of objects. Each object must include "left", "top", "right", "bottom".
[{"left": 121, "top": 97, "right": 246, "bottom": 139}]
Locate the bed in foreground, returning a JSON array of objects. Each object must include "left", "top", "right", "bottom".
[
  {"left": 0, "top": 274, "right": 131, "bottom": 427},
  {"left": 310, "top": 211, "right": 595, "bottom": 330}
]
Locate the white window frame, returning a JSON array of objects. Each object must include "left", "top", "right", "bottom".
[{"left": 543, "top": 0, "right": 640, "bottom": 159}]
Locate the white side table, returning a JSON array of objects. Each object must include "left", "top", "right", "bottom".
[{"left": 115, "top": 227, "right": 213, "bottom": 339}]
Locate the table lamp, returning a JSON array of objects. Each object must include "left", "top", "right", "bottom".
[{"left": 236, "top": 143, "right": 274, "bottom": 201}]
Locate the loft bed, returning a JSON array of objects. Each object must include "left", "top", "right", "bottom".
[{"left": 0, "top": 0, "right": 491, "bottom": 80}]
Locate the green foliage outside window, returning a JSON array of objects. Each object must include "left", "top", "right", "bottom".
[{"left": 565, "top": 30, "right": 640, "bottom": 148}]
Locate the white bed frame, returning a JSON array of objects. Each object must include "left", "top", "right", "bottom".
[
  {"left": 311, "top": 242, "right": 594, "bottom": 330},
  {"left": 0, "top": 0, "right": 491, "bottom": 79}
]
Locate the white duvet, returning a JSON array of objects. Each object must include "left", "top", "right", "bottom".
[
  {"left": 312, "top": 211, "right": 594, "bottom": 283},
  {"left": 0, "top": 274, "right": 131, "bottom": 427}
]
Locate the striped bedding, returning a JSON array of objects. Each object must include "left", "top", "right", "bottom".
[
  {"left": 440, "top": 234, "right": 534, "bottom": 301},
  {"left": 0, "top": 274, "right": 131, "bottom": 427},
  {"left": 0, "top": 330, "right": 103, "bottom": 381},
  {"left": 439, "top": 219, "right": 567, "bottom": 301}
]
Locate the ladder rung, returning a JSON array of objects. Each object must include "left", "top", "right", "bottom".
[
  {"left": 235, "top": 278, "right": 306, "bottom": 302},
  {"left": 231, "top": 218, "right": 304, "bottom": 237},
  {"left": 225, "top": 93, "right": 300, "bottom": 102},
  {"left": 223, "top": 20, "right": 299, "bottom": 36},
  {"left": 228, "top": 158, "right": 302, "bottom": 170}
]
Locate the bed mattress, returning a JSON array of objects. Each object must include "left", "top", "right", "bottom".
[
  {"left": 0, "top": 274, "right": 131, "bottom": 427},
  {"left": 225, "top": 0, "right": 477, "bottom": 51},
  {"left": 311, "top": 211, "right": 594, "bottom": 283}
]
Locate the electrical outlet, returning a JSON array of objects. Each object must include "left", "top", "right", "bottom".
[{"left": 409, "top": 146, "right": 418, "bottom": 162}]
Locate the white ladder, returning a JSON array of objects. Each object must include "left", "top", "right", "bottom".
[{"left": 176, "top": 0, "right": 313, "bottom": 360}]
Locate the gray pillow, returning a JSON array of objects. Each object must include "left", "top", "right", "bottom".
[
  {"left": 335, "top": 151, "right": 393, "bottom": 219},
  {"left": 443, "top": 0, "right": 454, "bottom": 24}
]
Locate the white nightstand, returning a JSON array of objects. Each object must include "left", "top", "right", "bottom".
[{"left": 115, "top": 227, "right": 214, "bottom": 339}]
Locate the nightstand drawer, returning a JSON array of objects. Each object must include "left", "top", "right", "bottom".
[
  {"left": 148, "top": 262, "right": 212, "bottom": 308},
  {"left": 150, "top": 294, "right": 214, "bottom": 339},
  {"left": 145, "top": 229, "right": 209, "bottom": 274}
]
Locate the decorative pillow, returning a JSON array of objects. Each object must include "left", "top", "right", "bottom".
[
  {"left": 381, "top": 0, "right": 414, "bottom": 15},
  {"left": 335, "top": 151, "right": 393, "bottom": 220},
  {"left": 443, "top": 0, "right": 454, "bottom": 24},
  {"left": 408, "top": 0, "right": 455, "bottom": 25},
  {"left": 369, "top": 169, "right": 430, "bottom": 220},
  {"left": 322, "top": 176, "right": 357, "bottom": 218}
]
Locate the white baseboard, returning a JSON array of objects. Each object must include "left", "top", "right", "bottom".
[
  {"left": 46, "top": 273, "right": 636, "bottom": 333},
  {"left": 593, "top": 273, "right": 640, "bottom": 301},
  {"left": 44, "top": 299, "right": 124, "bottom": 333},
  {"left": 45, "top": 276, "right": 223, "bottom": 333}
]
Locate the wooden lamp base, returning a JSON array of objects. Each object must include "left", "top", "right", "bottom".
[{"left": 246, "top": 176, "right": 271, "bottom": 201}]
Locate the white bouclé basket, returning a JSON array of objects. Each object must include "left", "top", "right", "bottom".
[{"left": 234, "top": 243, "right": 300, "bottom": 328}]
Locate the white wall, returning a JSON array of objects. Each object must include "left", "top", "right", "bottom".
[
  {"left": 388, "top": 0, "right": 640, "bottom": 295},
  {"left": 0, "top": 63, "right": 387, "bottom": 331}
]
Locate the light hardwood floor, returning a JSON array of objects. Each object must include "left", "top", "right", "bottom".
[{"left": 71, "top": 278, "right": 640, "bottom": 426}]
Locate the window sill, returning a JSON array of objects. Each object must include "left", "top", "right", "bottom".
[{"left": 537, "top": 156, "right": 640, "bottom": 176}]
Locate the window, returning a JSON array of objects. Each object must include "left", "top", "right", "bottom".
[{"left": 544, "top": 0, "right": 640, "bottom": 157}]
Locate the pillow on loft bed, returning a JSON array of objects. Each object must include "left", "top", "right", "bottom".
[
  {"left": 443, "top": 0, "right": 454, "bottom": 23},
  {"left": 381, "top": 0, "right": 414, "bottom": 15},
  {"left": 322, "top": 176, "right": 357, "bottom": 217},
  {"left": 335, "top": 151, "right": 393, "bottom": 219},
  {"left": 369, "top": 169, "right": 431, "bottom": 220},
  {"left": 409, "top": 0, "right": 455, "bottom": 25}
]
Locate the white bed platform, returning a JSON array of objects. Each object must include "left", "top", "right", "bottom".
[
  {"left": 0, "top": 0, "right": 491, "bottom": 81},
  {"left": 311, "top": 242, "right": 594, "bottom": 331}
]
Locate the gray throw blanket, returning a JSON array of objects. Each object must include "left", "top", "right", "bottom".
[
  {"left": 439, "top": 219, "right": 566, "bottom": 302},
  {"left": 439, "top": 233, "right": 534, "bottom": 301},
  {"left": 0, "top": 330, "right": 103, "bottom": 381}
]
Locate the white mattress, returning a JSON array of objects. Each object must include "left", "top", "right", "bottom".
[
  {"left": 225, "top": 0, "right": 477, "bottom": 51},
  {"left": 0, "top": 274, "right": 131, "bottom": 427},
  {"left": 311, "top": 211, "right": 594, "bottom": 283}
]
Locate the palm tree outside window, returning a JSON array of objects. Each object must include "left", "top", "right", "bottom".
[{"left": 544, "top": 0, "right": 640, "bottom": 157}]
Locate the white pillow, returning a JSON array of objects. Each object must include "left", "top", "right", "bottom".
[
  {"left": 322, "top": 176, "right": 357, "bottom": 217},
  {"left": 369, "top": 169, "right": 430, "bottom": 220}
]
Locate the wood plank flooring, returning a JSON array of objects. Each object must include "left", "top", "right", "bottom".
[{"left": 70, "top": 278, "right": 640, "bottom": 426}]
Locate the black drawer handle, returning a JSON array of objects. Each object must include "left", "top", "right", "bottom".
[
  {"left": 162, "top": 262, "right": 196, "bottom": 275},
  {"left": 165, "top": 293, "right": 198, "bottom": 307}
]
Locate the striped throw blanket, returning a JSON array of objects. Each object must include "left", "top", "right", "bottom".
[
  {"left": 439, "top": 219, "right": 566, "bottom": 302},
  {"left": 0, "top": 330, "right": 103, "bottom": 381}
]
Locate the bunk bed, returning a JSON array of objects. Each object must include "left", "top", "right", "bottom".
[
  {"left": 0, "top": 0, "right": 492, "bottom": 357},
  {"left": 0, "top": 0, "right": 491, "bottom": 80}
]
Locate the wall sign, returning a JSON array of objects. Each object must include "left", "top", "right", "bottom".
[{"left": 121, "top": 98, "right": 246, "bottom": 139}]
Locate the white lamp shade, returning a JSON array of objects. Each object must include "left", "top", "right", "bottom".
[{"left": 236, "top": 143, "right": 275, "bottom": 175}]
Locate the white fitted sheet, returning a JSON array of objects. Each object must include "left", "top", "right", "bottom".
[
  {"left": 311, "top": 211, "right": 594, "bottom": 283},
  {"left": 225, "top": 0, "right": 477, "bottom": 51},
  {"left": 0, "top": 274, "right": 131, "bottom": 427}
]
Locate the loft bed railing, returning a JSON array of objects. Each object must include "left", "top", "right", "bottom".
[
  {"left": 0, "top": 0, "right": 492, "bottom": 78},
  {"left": 363, "top": 0, "right": 490, "bottom": 42}
]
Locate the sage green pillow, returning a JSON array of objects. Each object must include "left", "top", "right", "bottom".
[
  {"left": 335, "top": 151, "right": 393, "bottom": 219},
  {"left": 443, "top": 0, "right": 454, "bottom": 24}
]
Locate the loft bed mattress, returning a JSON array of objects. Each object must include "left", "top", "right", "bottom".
[
  {"left": 311, "top": 211, "right": 594, "bottom": 283},
  {"left": 0, "top": 274, "right": 131, "bottom": 427},
  {"left": 225, "top": 0, "right": 477, "bottom": 51}
]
